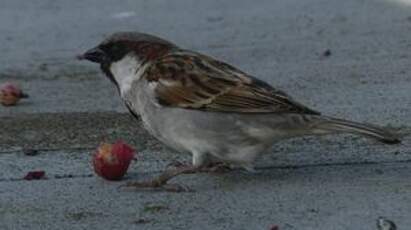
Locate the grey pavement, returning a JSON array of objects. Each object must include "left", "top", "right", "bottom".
[{"left": 1, "top": 0, "right": 411, "bottom": 229}]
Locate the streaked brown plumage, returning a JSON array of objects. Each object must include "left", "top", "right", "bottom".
[{"left": 146, "top": 51, "right": 319, "bottom": 114}]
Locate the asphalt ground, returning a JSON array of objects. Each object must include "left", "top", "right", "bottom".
[{"left": 1, "top": 0, "right": 411, "bottom": 229}]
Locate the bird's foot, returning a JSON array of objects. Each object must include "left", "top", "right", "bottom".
[
  {"left": 121, "top": 180, "right": 193, "bottom": 193},
  {"left": 199, "top": 162, "right": 232, "bottom": 173},
  {"left": 166, "top": 160, "right": 192, "bottom": 170},
  {"left": 166, "top": 161, "right": 230, "bottom": 173},
  {"left": 119, "top": 166, "right": 198, "bottom": 193}
]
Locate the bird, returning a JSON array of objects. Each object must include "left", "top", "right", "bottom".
[{"left": 78, "top": 32, "right": 400, "bottom": 191}]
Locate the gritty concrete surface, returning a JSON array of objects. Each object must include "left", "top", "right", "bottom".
[{"left": 1, "top": 0, "right": 411, "bottom": 229}]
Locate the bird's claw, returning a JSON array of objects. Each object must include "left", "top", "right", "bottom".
[
  {"left": 162, "top": 183, "right": 194, "bottom": 193},
  {"left": 166, "top": 160, "right": 191, "bottom": 169},
  {"left": 200, "top": 162, "right": 232, "bottom": 173}
]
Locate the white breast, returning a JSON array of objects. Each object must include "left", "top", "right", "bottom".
[{"left": 109, "top": 54, "right": 149, "bottom": 96}]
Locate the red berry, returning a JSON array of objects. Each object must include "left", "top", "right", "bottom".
[
  {"left": 0, "top": 82, "right": 28, "bottom": 106},
  {"left": 92, "top": 141, "right": 135, "bottom": 180}
]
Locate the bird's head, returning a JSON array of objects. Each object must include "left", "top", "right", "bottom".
[{"left": 78, "top": 32, "right": 176, "bottom": 88}]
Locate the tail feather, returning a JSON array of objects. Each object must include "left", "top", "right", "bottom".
[{"left": 313, "top": 116, "right": 401, "bottom": 144}]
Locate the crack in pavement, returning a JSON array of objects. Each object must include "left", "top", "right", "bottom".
[{"left": 2, "top": 159, "right": 410, "bottom": 183}]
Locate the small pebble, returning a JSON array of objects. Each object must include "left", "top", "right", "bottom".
[
  {"left": 323, "top": 49, "right": 332, "bottom": 57},
  {"left": 133, "top": 218, "right": 151, "bottom": 224},
  {"left": 377, "top": 217, "right": 397, "bottom": 230},
  {"left": 269, "top": 225, "right": 279, "bottom": 230}
]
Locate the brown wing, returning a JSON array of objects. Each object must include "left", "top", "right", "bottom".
[{"left": 145, "top": 50, "right": 320, "bottom": 115}]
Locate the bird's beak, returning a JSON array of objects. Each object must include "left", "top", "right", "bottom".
[{"left": 77, "top": 47, "right": 108, "bottom": 63}]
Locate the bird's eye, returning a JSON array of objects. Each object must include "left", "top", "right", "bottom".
[
  {"left": 110, "top": 44, "right": 122, "bottom": 53},
  {"left": 140, "top": 45, "right": 149, "bottom": 54},
  {"left": 98, "top": 43, "right": 127, "bottom": 61}
]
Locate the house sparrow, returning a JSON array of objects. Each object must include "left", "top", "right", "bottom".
[{"left": 78, "top": 32, "right": 400, "bottom": 191}]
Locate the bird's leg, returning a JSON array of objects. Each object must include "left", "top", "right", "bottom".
[
  {"left": 121, "top": 152, "right": 232, "bottom": 192},
  {"left": 167, "top": 152, "right": 231, "bottom": 173},
  {"left": 166, "top": 160, "right": 192, "bottom": 169},
  {"left": 195, "top": 153, "right": 232, "bottom": 173},
  {"left": 166, "top": 161, "right": 231, "bottom": 173},
  {"left": 121, "top": 165, "right": 199, "bottom": 192},
  {"left": 164, "top": 151, "right": 209, "bottom": 171},
  {"left": 198, "top": 162, "right": 232, "bottom": 173}
]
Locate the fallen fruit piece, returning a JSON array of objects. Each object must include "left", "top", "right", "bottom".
[
  {"left": 24, "top": 171, "right": 46, "bottom": 180},
  {"left": 93, "top": 141, "right": 135, "bottom": 181},
  {"left": 0, "top": 82, "right": 29, "bottom": 106},
  {"left": 23, "top": 148, "right": 39, "bottom": 156}
]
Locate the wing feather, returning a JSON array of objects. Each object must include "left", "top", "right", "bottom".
[{"left": 144, "top": 51, "right": 320, "bottom": 115}]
